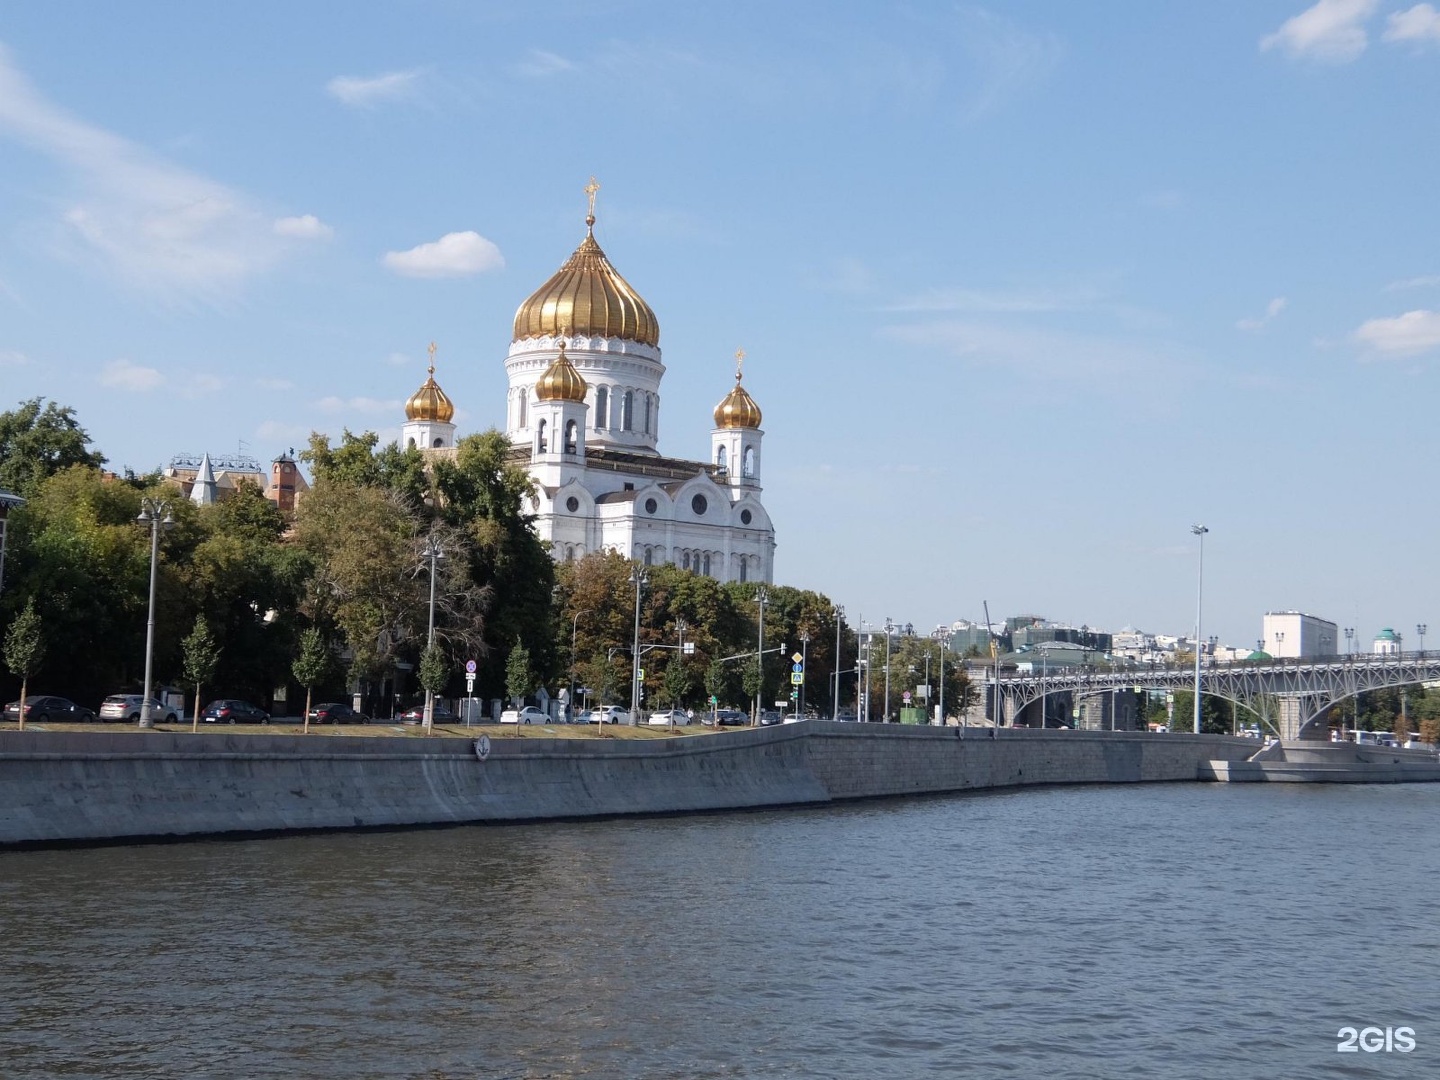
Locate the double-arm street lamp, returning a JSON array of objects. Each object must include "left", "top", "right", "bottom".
[
  {"left": 883, "top": 617, "right": 895, "bottom": 722},
  {"left": 136, "top": 498, "right": 175, "bottom": 728},
  {"left": 568, "top": 609, "right": 592, "bottom": 721},
  {"left": 422, "top": 531, "right": 445, "bottom": 733},
  {"left": 1191, "top": 523, "right": 1208, "bottom": 735},
  {"left": 832, "top": 605, "right": 845, "bottom": 722},
  {"left": 753, "top": 587, "right": 769, "bottom": 723},
  {"left": 1418, "top": 624, "right": 1427, "bottom": 657},
  {"left": 931, "top": 628, "right": 949, "bottom": 727}
]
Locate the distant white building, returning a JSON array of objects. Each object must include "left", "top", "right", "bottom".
[
  {"left": 1262, "top": 611, "right": 1338, "bottom": 658},
  {"left": 1373, "top": 627, "right": 1402, "bottom": 655}
]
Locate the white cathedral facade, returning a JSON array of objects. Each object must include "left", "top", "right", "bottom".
[{"left": 400, "top": 189, "right": 777, "bottom": 584}]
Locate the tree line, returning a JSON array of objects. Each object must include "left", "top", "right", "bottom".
[{"left": 0, "top": 398, "right": 972, "bottom": 721}]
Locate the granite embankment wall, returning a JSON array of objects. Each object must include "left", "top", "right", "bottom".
[{"left": 0, "top": 724, "right": 1256, "bottom": 846}]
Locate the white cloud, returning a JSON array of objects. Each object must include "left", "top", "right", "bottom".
[
  {"left": 1384, "top": 3, "right": 1440, "bottom": 44},
  {"left": 273, "top": 214, "right": 334, "bottom": 240},
  {"left": 0, "top": 349, "right": 30, "bottom": 367},
  {"left": 1385, "top": 274, "right": 1440, "bottom": 290},
  {"left": 515, "top": 49, "right": 574, "bottom": 77},
  {"left": 325, "top": 70, "right": 422, "bottom": 107},
  {"left": 179, "top": 373, "right": 226, "bottom": 398},
  {"left": 0, "top": 44, "right": 294, "bottom": 301},
  {"left": 256, "top": 420, "right": 312, "bottom": 445},
  {"left": 1353, "top": 309, "right": 1440, "bottom": 356},
  {"left": 1260, "top": 0, "right": 1378, "bottom": 62},
  {"left": 100, "top": 359, "right": 164, "bottom": 391},
  {"left": 316, "top": 396, "right": 401, "bottom": 415},
  {"left": 1237, "top": 296, "right": 1288, "bottom": 331},
  {"left": 382, "top": 231, "right": 504, "bottom": 278},
  {"left": 254, "top": 377, "right": 295, "bottom": 391},
  {"left": 383, "top": 351, "right": 413, "bottom": 367}
]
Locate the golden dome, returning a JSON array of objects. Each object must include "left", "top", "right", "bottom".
[
  {"left": 405, "top": 347, "right": 455, "bottom": 423},
  {"left": 535, "top": 341, "right": 588, "bottom": 402},
  {"left": 512, "top": 190, "right": 659, "bottom": 347},
  {"left": 714, "top": 371, "right": 762, "bottom": 429}
]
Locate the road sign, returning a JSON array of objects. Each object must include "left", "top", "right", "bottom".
[
  {"left": 638, "top": 668, "right": 644, "bottom": 680},
  {"left": 473, "top": 734, "right": 491, "bottom": 761},
  {"left": 790, "top": 690, "right": 798, "bottom": 700},
  {"left": 791, "top": 652, "right": 803, "bottom": 664},
  {"left": 792, "top": 662, "right": 803, "bottom": 673},
  {"left": 465, "top": 659, "right": 477, "bottom": 674},
  {"left": 791, "top": 672, "right": 804, "bottom": 685},
  {"left": 466, "top": 674, "right": 476, "bottom": 693},
  {"left": 710, "top": 695, "right": 719, "bottom": 704},
  {"left": 903, "top": 691, "right": 912, "bottom": 703},
  {"left": 683, "top": 641, "right": 696, "bottom": 654}
]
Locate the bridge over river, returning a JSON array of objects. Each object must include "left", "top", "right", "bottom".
[{"left": 988, "top": 651, "right": 1440, "bottom": 740}]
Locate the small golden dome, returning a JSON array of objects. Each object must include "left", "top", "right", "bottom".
[
  {"left": 405, "top": 347, "right": 455, "bottom": 423},
  {"left": 512, "top": 190, "right": 659, "bottom": 347},
  {"left": 535, "top": 341, "right": 588, "bottom": 402},
  {"left": 714, "top": 371, "right": 762, "bottom": 429}
]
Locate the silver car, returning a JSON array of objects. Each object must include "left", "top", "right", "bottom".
[{"left": 99, "top": 694, "right": 179, "bottom": 723}]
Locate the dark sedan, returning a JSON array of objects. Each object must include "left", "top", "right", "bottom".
[
  {"left": 3, "top": 695, "right": 96, "bottom": 723},
  {"left": 201, "top": 699, "right": 271, "bottom": 724},
  {"left": 308, "top": 702, "right": 368, "bottom": 724},
  {"left": 399, "top": 703, "right": 458, "bottom": 724}
]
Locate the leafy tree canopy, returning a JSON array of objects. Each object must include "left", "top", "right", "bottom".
[{"left": 0, "top": 398, "right": 106, "bottom": 499}]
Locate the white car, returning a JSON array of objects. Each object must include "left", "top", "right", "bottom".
[
  {"left": 98, "top": 694, "right": 179, "bottom": 723},
  {"left": 647, "top": 709, "right": 690, "bottom": 726},
  {"left": 586, "top": 705, "right": 630, "bottom": 725},
  {"left": 500, "top": 706, "right": 549, "bottom": 725}
]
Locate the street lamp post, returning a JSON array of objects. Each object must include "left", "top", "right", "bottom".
[
  {"left": 753, "top": 587, "right": 769, "bottom": 724},
  {"left": 422, "top": 531, "right": 445, "bottom": 733},
  {"left": 136, "top": 498, "right": 175, "bottom": 728},
  {"left": 833, "top": 605, "right": 844, "bottom": 722},
  {"left": 630, "top": 564, "right": 647, "bottom": 725},
  {"left": 569, "top": 609, "right": 592, "bottom": 723},
  {"left": 1191, "top": 523, "right": 1208, "bottom": 735},
  {"left": 1344, "top": 627, "right": 1354, "bottom": 656},
  {"left": 883, "top": 618, "right": 895, "bottom": 722},
  {"left": 1418, "top": 624, "right": 1427, "bottom": 657}
]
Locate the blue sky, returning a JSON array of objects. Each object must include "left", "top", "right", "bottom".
[{"left": 3, "top": 1, "right": 1439, "bottom": 650}]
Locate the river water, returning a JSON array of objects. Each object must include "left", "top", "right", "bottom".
[{"left": 2, "top": 783, "right": 1436, "bottom": 1079}]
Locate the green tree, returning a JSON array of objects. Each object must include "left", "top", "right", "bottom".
[
  {"left": 3, "top": 597, "right": 44, "bottom": 730},
  {"left": 419, "top": 643, "right": 450, "bottom": 725},
  {"left": 180, "top": 615, "right": 221, "bottom": 731},
  {"left": 505, "top": 638, "right": 534, "bottom": 707},
  {"left": 0, "top": 399, "right": 106, "bottom": 499},
  {"left": 292, "top": 627, "right": 333, "bottom": 734},
  {"left": 662, "top": 656, "right": 688, "bottom": 709},
  {"left": 741, "top": 656, "right": 763, "bottom": 721},
  {"left": 1170, "top": 690, "right": 1230, "bottom": 734}
]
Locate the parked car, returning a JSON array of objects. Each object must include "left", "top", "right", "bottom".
[
  {"left": 399, "top": 703, "right": 458, "bottom": 724},
  {"left": 759, "top": 711, "right": 782, "bottom": 726},
  {"left": 201, "top": 699, "right": 270, "bottom": 724},
  {"left": 584, "top": 705, "right": 630, "bottom": 725},
  {"left": 713, "top": 708, "right": 748, "bottom": 727},
  {"left": 3, "top": 695, "right": 97, "bottom": 723},
  {"left": 647, "top": 708, "right": 690, "bottom": 726},
  {"left": 99, "top": 694, "right": 180, "bottom": 723},
  {"left": 308, "top": 702, "right": 368, "bottom": 724},
  {"left": 500, "top": 706, "right": 550, "bottom": 724}
]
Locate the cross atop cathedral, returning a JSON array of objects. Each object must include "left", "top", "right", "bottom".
[
  {"left": 427, "top": 340, "right": 437, "bottom": 375},
  {"left": 585, "top": 176, "right": 600, "bottom": 228},
  {"left": 734, "top": 347, "right": 746, "bottom": 381}
]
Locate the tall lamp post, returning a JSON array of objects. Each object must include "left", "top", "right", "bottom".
[
  {"left": 1418, "top": 624, "right": 1427, "bottom": 657},
  {"left": 630, "top": 564, "right": 647, "bottom": 725},
  {"left": 832, "top": 605, "right": 844, "bottom": 722},
  {"left": 422, "top": 531, "right": 445, "bottom": 733},
  {"left": 882, "top": 617, "right": 895, "bottom": 722},
  {"left": 932, "top": 629, "right": 948, "bottom": 727},
  {"left": 752, "top": 587, "right": 769, "bottom": 723},
  {"left": 568, "top": 609, "right": 592, "bottom": 722},
  {"left": 1191, "top": 523, "right": 1208, "bottom": 735},
  {"left": 1344, "top": 627, "right": 1354, "bottom": 656},
  {"left": 136, "top": 498, "right": 175, "bottom": 728},
  {"left": 798, "top": 631, "right": 809, "bottom": 717}
]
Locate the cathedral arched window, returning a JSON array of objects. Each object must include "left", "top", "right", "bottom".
[
  {"left": 739, "top": 557, "right": 747, "bottom": 583},
  {"left": 622, "top": 391, "right": 634, "bottom": 432},
  {"left": 644, "top": 547, "right": 653, "bottom": 566},
  {"left": 682, "top": 551, "right": 691, "bottom": 571},
  {"left": 643, "top": 394, "right": 652, "bottom": 434},
  {"left": 433, "top": 437, "right": 445, "bottom": 448},
  {"left": 742, "top": 446, "right": 755, "bottom": 477},
  {"left": 702, "top": 553, "right": 711, "bottom": 576},
  {"left": 408, "top": 437, "right": 417, "bottom": 449},
  {"left": 716, "top": 445, "right": 727, "bottom": 472},
  {"left": 518, "top": 393, "right": 528, "bottom": 430},
  {"left": 564, "top": 420, "right": 578, "bottom": 454},
  {"left": 536, "top": 419, "right": 547, "bottom": 454},
  {"left": 595, "top": 387, "right": 608, "bottom": 430}
]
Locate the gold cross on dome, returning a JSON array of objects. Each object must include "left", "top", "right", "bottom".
[
  {"left": 585, "top": 176, "right": 600, "bottom": 220},
  {"left": 427, "top": 340, "right": 437, "bottom": 375},
  {"left": 734, "top": 347, "right": 746, "bottom": 381}
]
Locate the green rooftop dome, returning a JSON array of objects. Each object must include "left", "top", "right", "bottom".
[
  {"left": 1247, "top": 649, "right": 1271, "bottom": 661},
  {"left": 1375, "top": 628, "right": 1399, "bottom": 641}
]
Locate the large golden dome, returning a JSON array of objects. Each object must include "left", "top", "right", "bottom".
[
  {"left": 512, "top": 197, "right": 659, "bottom": 347},
  {"left": 714, "top": 371, "right": 762, "bottom": 429},
  {"left": 405, "top": 349, "right": 455, "bottom": 423},
  {"left": 534, "top": 341, "right": 588, "bottom": 402}
]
